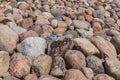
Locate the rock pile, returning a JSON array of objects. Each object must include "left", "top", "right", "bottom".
[{"left": 0, "top": 0, "right": 120, "bottom": 80}]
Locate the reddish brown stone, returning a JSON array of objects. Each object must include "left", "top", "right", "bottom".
[{"left": 21, "top": 18, "right": 33, "bottom": 29}]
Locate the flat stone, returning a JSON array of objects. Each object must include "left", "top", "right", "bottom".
[
  {"left": 38, "top": 75, "right": 59, "bottom": 80},
  {"left": 24, "top": 74, "right": 37, "bottom": 80}
]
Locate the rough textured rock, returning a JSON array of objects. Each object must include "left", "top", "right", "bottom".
[
  {"left": 24, "top": 74, "right": 38, "bottom": 80},
  {"left": 0, "top": 24, "right": 18, "bottom": 53},
  {"left": 64, "top": 69, "right": 88, "bottom": 80},
  {"left": 9, "top": 54, "right": 32, "bottom": 78},
  {"left": 105, "top": 58, "right": 120, "bottom": 80},
  {"left": 0, "top": 51, "right": 10, "bottom": 77},
  {"left": 50, "top": 56, "right": 66, "bottom": 77},
  {"left": 38, "top": 75, "right": 59, "bottom": 80},
  {"left": 92, "top": 36, "right": 117, "bottom": 58},
  {"left": 74, "top": 38, "right": 100, "bottom": 56},
  {"left": 81, "top": 67, "right": 94, "bottom": 80},
  {"left": 73, "top": 20, "right": 91, "bottom": 30},
  {"left": 65, "top": 50, "right": 86, "bottom": 69},
  {"left": 86, "top": 55, "right": 104, "bottom": 74},
  {"left": 48, "top": 37, "right": 74, "bottom": 57},
  {"left": 32, "top": 54, "right": 52, "bottom": 77},
  {"left": 17, "top": 37, "right": 46, "bottom": 57},
  {"left": 94, "top": 73, "right": 115, "bottom": 80}
]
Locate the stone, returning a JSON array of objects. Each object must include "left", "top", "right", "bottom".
[
  {"left": 53, "top": 28, "right": 67, "bottom": 34},
  {"left": 24, "top": 74, "right": 37, "bottom": 80},
  {"left": 86, "top": 55, "right": 104, "bottom": 74},
  {"left": 17, "top": 37, "right": 46, "bottom": 57},
  {"left": 32, "top": 25, "right": 43, "bottom": 36},
  {"left": 42, "top": 12, "right": 53, "bottom": 19},
  {"left": 93, "top": 22, "right": 102, "bottom": 32},
  {"left": 117, "top": 19, "right": 120, "bottom": 26},
  {"left": 64, "top": 69, "right": 88, "bottom": 80},
  {"left": 81, "top": 67, "right": 94, "bottom": 80},
  {"left": 105, "top": 58, "right": 120, "bottom": 80},
  {"left": 62, "top": 16, "right": 72, "bottom": 26},
  {"left": 0, "top": 24, "right": 18, "bottom": 53},
  {"left": 92, "top": 36, "right": 117, "bottom": 58},
  {"left": 41, "top": 25, "right": 53, "bottom": 35},
  {"left": 74, "top": 38, "right": 100, "bottom": 56},
  {"left": 38, "top": 75, "right": 59, "bottom": 80},
  {"left": 94, "top": 73, "right": 115, "bottom": 80},
  {"left": 111, "top": 35, "right": 120, "bottom": 53},
  {"left": 21, "top": 18, "right": 33, "bottom": 29},
  {"left": 9, "top": 54, "right": 32, "bottom": 78},
  {"left": 65, "top": 50, "right": 86, "bottom": 69},
  {"left": 93, "top": 10, "right": 105, "bottom": 20},
  {"left": 48, "top": 37, "right": 73, "bottom": 57},
  {"left": 105, "top": 18, "right": 115, "bottom": 26},
  {"left": 35, "top": 15, "right": 50, "bottom": 25},
  {"left": 63, "top": 30, "right": 79, "bottom": 38},
  {"left": 19, "top": 30, "right": 39, "bottom": 40},
  {"left": 76, "top": 28, "right": 93, "bottom": 38},
  {"left": 57, "top": 21, "right": 67, "bottom": 28},
  {"left": 0, "top": 51, "right": 10, "bottom": 77},
  {"left": 50, "top": 56, "right": 66, "bottom": 77},
  {"left": 11, "top": 26, "right": 27, "bottom": 35},
  {"left": 32, "top": 54, "right": 52, "bottom": 76},
  {"left": 2, "top": 72, "right": 20, "bottom": 80},
  {"left": 73, "top": 20, "right": 91, "bottom": 30},
  {"left": 50, "top": 19, "right": 58, "bottom": 28},
  {"left": 18, "top": 2, "right": 29, "bottom": 10}
]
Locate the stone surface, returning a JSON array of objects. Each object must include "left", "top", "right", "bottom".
[
  {"left": 64, "top": 69, "right": 88, "bottom": 80},
  {"left": 57, "top": 21, "right": 67, "bottom": 28},
  {"left": 32, "top": 54, "right": 52, "bottom": 76},
  {"left": 94, "top": 73, "right": 115, "bottom": 80},
  {"left": 105, "top": 58, "right": 120, "bottom": 80},
  {"left": 111, "top": 35, "right": 120, "bottom": 53},
  {"left": 48, "top": 37, "right": 74, "bottom": 57},
  {"left": 86, "top": 55, "right": 104, "bottom": 74},
  {"left": 92, "top": 36, "right": 117, "bottom": 58},
  {"left": 73, "top": 20, "right": 91, "bottom": 30},
  {"left": 19, "top": 30, "right": 39, "bottom": 40},
  {"left": 38, "top": 75, "right": 59, "bottom": 80},
  {"left": 81, "top": 67, "right": 94, "bottom": 80},
  {"left": 50, "top": 56, "right": 66, "bottom": 77},
  {"left": 17, "top": 37, "right": 46, "bottom": 57},
  {"left": 0, "top": 24, "right": 18, "bottom": 53},
  {"left": 93, "top": 22, "right": 102, "bottom": 32},
  {"left": 21, "top": 18, "right": 33, "bottom": 29},
  {"left": 24, "top": 74, "right": 38, "bottom": 80},
  {"left": 74, "top": 38, "right": 100, "bottom": 56},
  {"left": 65, "top": 50, "right": 86, "bottom": 69},
  {"left": 0, "top": 51, "right": 10, "bottom": 77},
  {"left": 9, "top": 54, "right": 32, "bottom": 78}
]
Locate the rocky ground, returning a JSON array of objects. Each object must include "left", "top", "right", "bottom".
[{"left": 0, "top": 0, "right": 120, "bottom": 80}]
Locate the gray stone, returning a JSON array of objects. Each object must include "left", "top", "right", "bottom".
[
  {"left": 73, "top": 20, "right": 91, "bottom": 30},
  {"left": 11, "top": 26, "right": 27, "bottom": 35},
  {"left": 86, "top": 55, "right": 104, "bottom": 74},
  {"left": 93, "top": 10, "right": 105, "bottom": 20},
  {"left": 76, "top": 28, "right": 93, "bottom": 38},
  {"left": 17, "top": 37, "right": 46, "bottom": 57}
]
